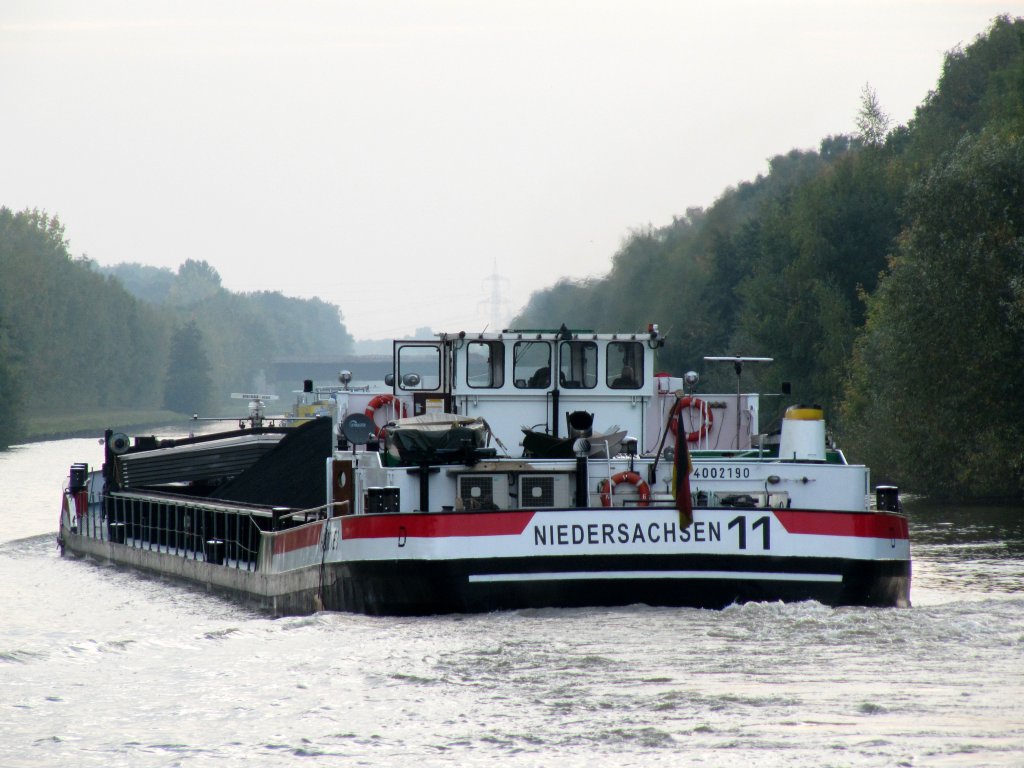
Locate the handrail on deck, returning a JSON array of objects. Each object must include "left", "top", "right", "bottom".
[
  {"left": 97, "top": 493, "right": 351, "bottom": 573},
  {"left": 256, "top": 501, "right": 350, "bottom": 573}
]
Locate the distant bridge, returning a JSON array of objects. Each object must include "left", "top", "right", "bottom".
[{"left": 268, "top": 355, "right": 392, "bottom": 389}]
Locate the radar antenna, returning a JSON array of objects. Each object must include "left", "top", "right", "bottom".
[{"left": 230, "top": 392, "right": 280, "bottom": 428}]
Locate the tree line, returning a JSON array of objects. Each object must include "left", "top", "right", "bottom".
[
  {"left": 0, "top": 213, "right": 353, "bottom": 446},
  {"left": 513, "top": 16, "right": 1024, "bottom": 498},
  {"left": 3, "top": 17, "right": 1020, "bottom": 496}
]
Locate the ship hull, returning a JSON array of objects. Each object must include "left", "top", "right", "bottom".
[
  {"left": 322, "top": 506, "right": 910, "bottom": 614},
  {"left": 322, "top": 554, "right": 911, "bottom": 616},
  {"left": 61, "top": 499, "right": 911, "bottom": 616}
]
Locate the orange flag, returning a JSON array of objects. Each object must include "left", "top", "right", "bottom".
[{"left": 674, "top": 405, "right": 694, "bottom": 529}]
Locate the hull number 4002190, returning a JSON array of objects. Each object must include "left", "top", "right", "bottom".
[{"left": 692, "top": 466, "right": 751, "bottom": 479}]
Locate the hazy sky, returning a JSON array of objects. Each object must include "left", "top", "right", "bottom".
[{"left": 0, "top": 1, "right": 1012, "bottom": 340}]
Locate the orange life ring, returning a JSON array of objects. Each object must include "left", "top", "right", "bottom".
[
  {"left": 598, "top": 471, "right": 651, "bottom": 507},
  {"left": 668, "top": 396, "right": 713, "bottom": 442},
  {"left": 364, "top": 394, "right": 408, "bottom": 437}
]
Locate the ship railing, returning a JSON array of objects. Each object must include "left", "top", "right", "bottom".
[
  {"left": 100, "top": 492, "right": 351, "bottom": 574},
  {"left": 255, "top": 502, "right": 350, "bottom": 574},
  {"left": 105, "top": 490, "right": 279, "bottom": 572},
  {"left": 62, "top": 479, "right": 106, "bottom": 541},
  {"left": 271, "top": 503, "right": 344, "bottom": 527}
]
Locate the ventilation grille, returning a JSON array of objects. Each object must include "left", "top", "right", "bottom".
[
  {"left": 520, "top": 479, "right": 552, "bottom": 507},
  {"left": 519, "top": 474, "right": 571, "bottom": 508},
  {"left": 458, "top": 475, "right": 504, "bottom": 511}
]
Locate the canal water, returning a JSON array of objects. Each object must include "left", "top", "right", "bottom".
[{"left": 1, "top": 436, "right": 1022, "bottom": 766}]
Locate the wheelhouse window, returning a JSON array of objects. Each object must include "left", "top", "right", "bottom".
[
  {"left": 607, "top": 342, "right": 643, "bottom": 389},
  {"left": 558, "top": 341, "right": 597, "bottom": 388},
  {"left": 513, "top": 341, "right": 552, "bottom": 389},
  {"left": 397, "top": 345, "right": 441, "bottom": 391},
  {"left": 466, "top": 341, "right": 504, "bottom": 388}
]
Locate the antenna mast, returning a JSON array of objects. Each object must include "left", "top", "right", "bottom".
[
  {"left": 479, "top": 261, "right": 510, "bottom": 330},
  {"left": 703, "top": 356, "right": 773, "bottom": 449}
]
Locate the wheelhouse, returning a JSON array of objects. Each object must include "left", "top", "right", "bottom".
[{"left": 393, "top": 328, "right": 664, "bottom": 454}]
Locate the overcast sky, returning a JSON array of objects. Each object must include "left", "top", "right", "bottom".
[{"left": 0, "top": 1, "right": 1013, "bottom": 340}]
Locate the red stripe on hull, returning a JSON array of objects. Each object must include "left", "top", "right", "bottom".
[
  {"left": 340, "top": 509, "right": 907, "bottom": 542},
  {"left": 74, "top": 490, "right": 88, "bottom": 518},
  {"left": 342, "top": 511, "right": 536, "bottom": 540},
  {"left": 774, "top": 510, "right": 909, "bottom": 540},
  {"left": 273, "top": 522, "right": 324, "bottom": 554}
]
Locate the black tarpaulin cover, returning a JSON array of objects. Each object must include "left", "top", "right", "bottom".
[
  {"left": 209, "top": 416, "right": 333, "bottom": 510},
  {"left": 385, "top": 413, "right": 487, "bottom": 465}
]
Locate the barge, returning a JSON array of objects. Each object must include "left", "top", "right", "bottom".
[{"left": 59, "top": 325, "right": 910, "bottom": 615}]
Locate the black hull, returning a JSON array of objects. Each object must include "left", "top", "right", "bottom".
[
  {"left": 61, "top": 528, "right": 911, "bottom": 617},
  {"left": 322, "top": 554, "right": 911, "bottom": 616}
]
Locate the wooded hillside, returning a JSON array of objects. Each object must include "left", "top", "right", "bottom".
[
  {"left": 514, "top": 16, "right": 1024, "bottom": 497},
  {"left": 0, "top": 215, "right": 353, "bottom": 445}
]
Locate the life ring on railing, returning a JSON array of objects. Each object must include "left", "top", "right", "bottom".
[
  {"left": 598, "top": 471, "right": 651, "bottom": 507},
  {"left": 668, "top": 396, "right": 713, "bottom": 442},
  {"left": 364, "top": 394, "right": 408, "bottom": 437}
]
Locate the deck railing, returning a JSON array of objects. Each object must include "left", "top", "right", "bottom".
[{"left": 97, "top": 492, "right": 346, "bottom": 573}]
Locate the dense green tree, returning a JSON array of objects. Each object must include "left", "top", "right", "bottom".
[
  {"left": 168, "top": 259, "right": 223, "bottom": 306},
  {"left": 245, "top": 291, "right": 354, "bottom": 358},
  {"left": 901, "top": 16, "right": 1024, "bottom": 171},
  {"left": 100, "top": 263, "right": 176, "bottom": 303},
  {"left": 0, "top": 208, "right": 167, "bottom": 422},
  {"left": 0, "top": 317, "right": 24, "bottom": 447},
  {"left": 730, "top": 143, "right": 905, "bottom": 414},
  {"left": 855, "top": 84, "right": 891, "bottom": 146},
  {"left": 843, "top": 128, "right": 1024, "bottom": 496},
  {"left": 101, "top": 263, "right": 354, "bottom": 396},
  {"left": 0, "top": 206, "right": 353, "bottom": 444},
  {"left": 163, "top": 320, "right": 214, "bottom": 415}
]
